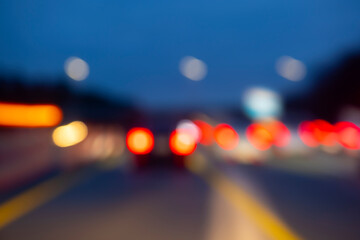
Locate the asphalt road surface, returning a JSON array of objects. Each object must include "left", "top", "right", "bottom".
[{"left": 1, "top": 153, "right": 360, "bottom": 240}]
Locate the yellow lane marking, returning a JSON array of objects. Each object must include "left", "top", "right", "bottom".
[
  {"left": 0, "top": 171, "right": 88, "bottom": 230},
  {"left": 186, "top": 154, "right": 303, "bottom": 240}
]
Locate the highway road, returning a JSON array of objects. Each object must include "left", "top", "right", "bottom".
[{"left": 1, "top": 152, "right": 360, "bottom": 240}]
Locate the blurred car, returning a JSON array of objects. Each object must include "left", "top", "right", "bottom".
[{"left": 126, "top": 115, "right": 197, "bottom": 169}]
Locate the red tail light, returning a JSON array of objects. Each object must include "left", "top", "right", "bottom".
[
  {"left": 246, "top": 123, "right": 273, "bottom": 150},
  {"left": 213, "top": 124, "right": 239, "bottom": 150},
  {"left": 335, "top": 121, "right": 360, "bottom": 149},
  {"left": 169, "top": 129, "right": 197, "bottom": 156},
  {"left": 193, "top": 120, "right": 213, "bottom": 145},
  {"left": 246, "top": 120, "right": 290, "bottom": 150},
  {"left": 126, "top": 128, "right": 154, "bottom": 155},
  {"left": 298, "top": 121, "right": 319, "bottom": 147},
  {"left": 312, "top": 119, "right": 336, "bottom": 146},
  {"left": 299, "top": 120, "right": 336, "bottom": 147}
]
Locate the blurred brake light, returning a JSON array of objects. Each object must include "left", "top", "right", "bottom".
[
  {"left": 298, "top": 121, "right": 319, "bottom": 147},
  {"left": 312, "top": 119, "right": 336, "bottom": 146},
  {"left": 299, "top": 120, "right": 337, "bottom": 147},
  {"left": 335, "top": 121, "right": 360, "bottom": 149},
  {"left": 169, "top": 130, "right": 197, "bottom": 156},
  {"left": 193, "top": 120, "right": 213, "bottom": 145},
  {"left": 126, "top": 128, "right": 154, "bottom": 155},
  {"left": 246, "top": 120, "right": 290, "bottom": 150},
  {"left": 246, "top": 123, "right": 273, "bottom": 150},
  {"left": 213, "top": 124, "right": 239, "bottom": 150}
]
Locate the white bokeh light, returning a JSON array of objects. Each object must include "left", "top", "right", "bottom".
[
  {"left": 242, "top": 87, "right": 283, "bottom": 120},
  {"left": 176, "top": 119, "right": 201, "bottom": 142},
  {"left": 64, "top": 57, "right": 89, "bottom": 81},
  {"left": 179, "top": 56, "right": 207, "bottom": 81},
  {"left": 276, "top": 56, "right": 306, "bottom": 81}
]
